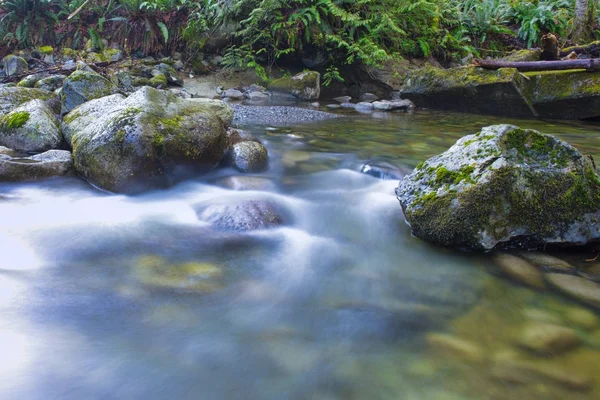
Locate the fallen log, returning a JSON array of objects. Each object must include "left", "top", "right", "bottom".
[
  {"left": 474, "top": 58, "right": 600, "bottom": 72},
  {"left": 560, "top": 41, "right": 600, "bottom": 57}
]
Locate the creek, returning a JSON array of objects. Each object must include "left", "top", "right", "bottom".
[{"left": 1, "top": 108, "right": 600, "bottom": 399}]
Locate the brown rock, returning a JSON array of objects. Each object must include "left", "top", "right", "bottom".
[{"left": 492, "top": 253, "right": 545, "bottom": 289}]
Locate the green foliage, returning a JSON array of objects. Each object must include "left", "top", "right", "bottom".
[
  {"left": 508, "top": 0, "right": 573, "bottom": 48},
  {"left": 322, "top": 65, "right": 344, "bottom": 86},
  {"left": 458, "top": 0, "right": 514, "bottom": 51},
  {"left": 0, "top": 0, "right": 59, "bottom": 47}
]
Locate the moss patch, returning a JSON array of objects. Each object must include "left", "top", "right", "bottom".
[{"left": 0, "top": 111, "right": 30, "bottom": 129}]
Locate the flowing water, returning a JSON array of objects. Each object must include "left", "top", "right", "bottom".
[{"left": 2, "top": 109, "right": 600, "bottom": 399}]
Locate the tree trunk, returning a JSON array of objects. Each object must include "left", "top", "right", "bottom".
[
  {"left": 473, "top": 58, "right": 600, "bottom": 72},
  {"left": 573, "top": 0, "right": 591, "bottom": 43}
]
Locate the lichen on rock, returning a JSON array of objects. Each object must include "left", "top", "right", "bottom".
[
  {"left": 63, "top": 86, "right": 232, "bottom": 193},
  {"left": 396, "top": 124, "right": 600, "bottom": 250}
]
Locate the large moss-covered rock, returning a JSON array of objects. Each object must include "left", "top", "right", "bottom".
[
  {"left": 60, "top": 69, "right": 117, "bottom": 114},
  {"left": 0, "top": 149, "right": 73, "bottom": 181},
  {"left": 520, "top": 70, "right": 600, "bottom": 120},
  {"left": 270, "top": 71, "right": 321, "bottom": 101},
  {"left": 35, "top": 74, "right": 66, "bottom": 92},
  {"left": 402, "top": 67, "right": 534, "bottom": 117},
  {"left": 0, "top": 100, "right": 62, "bottom": 152},
  {"left": 3, "top": 55, "right": 28, "bottom": 76},
  {"left": 396, "top": 124, "right": 600, "bottom": 250},
  {"left": 63, "top": 87, "right": 231, "bottom": 193},
  {"left": 0, "top": 86, "right": 58, "bottom": 114}
]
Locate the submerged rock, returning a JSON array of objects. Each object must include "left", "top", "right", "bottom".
[
  {"left": 516, "top": 252, "right": 575, "bottom": 273},
  {"left": 63, "top": 87, "right": 231, "bottom": 193},
  {"left": 270, "top": 70, "right": 321, "bottom": 101},
  {"left": 215, "top": 176, "right": 277, "bottom": 191},
  {"left": 426, "top": 332, "right": 484, "bottom": 362},
  {"left": 546, "top": 273, "right": 600, "bottom": 308},
  {"left": 360, "top": 160, "right": 407, "bottom": 180},
  {"left": 492, "top": 253, "right": 545, "bottom": 289},
  {"left": 396, "top": 124, "right": 600, "bottom": 250},
  {"left": 195, "top": 199, "right": 286, "bottom": 231},
  {"left": 232, "top": 105, "right": 338, "bottom": 126},
  {"left": 517, "top": 323, "right": 580, "bottom": 355},
  {"left": 0, "top": 149, "right": 74, "bottom": 181},
  {"left": 135, "top": 255, "right": 223, "bottom": 293},
  {"left": 0, "top": 99, "right": 62, "bottom": 152}
]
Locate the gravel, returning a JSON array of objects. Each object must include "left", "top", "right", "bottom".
[{"left": 232, "top": 105, "right": 340, "bottom": 126}]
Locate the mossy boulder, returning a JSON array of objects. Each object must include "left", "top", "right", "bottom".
[
  {"left": 396, "top": 124, "right": 600, "bottom": 250},
  {"left": 60, "top": 70, "right": 117, "bottom": 114},
  {"left": 520, "top": 70, "right": 600, "bottom": 120},
  {"left": 401, "top": 66, "right": 534, "bottom": 117},
  {"left": 17, "top": 73, "right": 45, "bottom": 88},
  {"left": 0, "top": 99, "right": 63, "bottom": 152},
  {"left": 0, "top": 86, "right": 58, "bottom": 114},
  {"left": 63, "top": 86, "right": 232, "bottom": 193},
  {"left": 2, "top": 55, "right": 28, "bottom": 77},
  {"left": 270, "top": 71, "right": 321, "bottom": 101},
  {"left": 0, "top": 149, "right": 73, "bottom": 181},
  {"left": 149, "top": 73, "right": 168, "bottom": 88},
  {"left": 154, "top": 63, "right": 183, "bottom": 86},
  {"left": 35, "top": 74, "right": 66, "bottom": 92}
]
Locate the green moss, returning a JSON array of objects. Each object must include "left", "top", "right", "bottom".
[
  {"left": 149, "top": 74, "right": 168, "bottom": 88},
  {"left": 0, "top": 111, "right": 30, "bottom": 129},
  {"left": 115, "top": 128, "right": 127, "bottom": 143},
  {"left": 132, "top": 77, "right": 149, "bottom": 87},
  {"left": 415, "top": 161, "right": 425, "bottom": 169},
  {"left": 61, "top": 48, "right": 76, "bottom": 57},
  {"left": 37, "top": 46, "right": 53, "bottom": 55},
  {"left": 432, "top": 165, "right": 475, "bottom": 186}
]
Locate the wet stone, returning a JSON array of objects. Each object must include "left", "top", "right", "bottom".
[
  {"left": 426, "top": 332, "right": 484, "bottom": 362},
  {"left": 546, "top": 273, "right": 600, "bottom": 308},
  {"left": 517, "top": 323, "right": 580, "bottom": 355},
  {"left": 492, "top": 253, "right": 546, "bottom": 289},
  {"left": 517, "top": 252, "right": 576, "bottom": 273}
]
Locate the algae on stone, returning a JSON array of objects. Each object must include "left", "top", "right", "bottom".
[{"left": 396, "top": 124, "right": 600, "bottom": 250}]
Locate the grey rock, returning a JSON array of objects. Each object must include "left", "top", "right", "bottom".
[
  {"left": 425, "top": 332, "right": 484, "bottom": 362},
  {"left": 0, "top": 86, "right": 58, "bottom": 114},
  {"left": 173, "top": 60, "right": 184, "bottom": 70},
  {"left": 333, "top": 96, "right": 351, "bottom": 103},
  {"left": 62, "top": 87, "right": 232, "bottom": 193},
  {"left": 373, "top": 99, "right": 414, "bottom": 111},
  {"left": 359, "top": 93, "right": 379, "bottom": 102},
  {"left": 326, "top": 104, "right": 341, "bottom": 109},
  {"left": 245, "top": 91, "right": 269, "bottom": 101},
  {"left": 0, "top": 150, "right": 73, "bottom": 181},
  {"left": 195, "top": 199, "right": 285, "bottom": 231},
  {"left": 340, "top": 102, "right": 355, "bottom": 109},
  {"left": 270, "top": 70, "right": 321, "bottom": 101},
  {"left": 35, "top": 75, "right": 66, "bottom": 92},
  {"left": 169, "top": 88, "right": 192, "bottom": 99},
  {"left": 354, "top": 102, "right": 374, "bottom": 111},
  {"left": 225, "top": 128, "right": 260, "bottom": 147},
  {"left": 60, "top": 70, "right": 117, "bottom": 114},
  {"left": 396, "top": 124, "right": 600, "bottom": 250},
  {"left": 226, "top": 141, "right": 269, "bottom": 173},
  {"left": 224, "top": 88, "right": 244, "bottom": 100},
  {"left": 3, "top": 55, "right": 28, "bottom": 77},
  {"left": 155, "top": 63, "right": 183, "bottom": 86},
  {"left": 0, "top": 99, "right": 62, "bottom": 152},
  {"left": 17, "top": 73, "right": 45, "bottom": 88}
]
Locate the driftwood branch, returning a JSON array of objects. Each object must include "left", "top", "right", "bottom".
[
  {"left": 0, "top": 60, "right": 118, "bottom": 84},
  {"left": 560, "top": 42, "right": 600, "bottom": 58},
  {"left": 474, "top": 58, "right": 600, "bottom": 72}
]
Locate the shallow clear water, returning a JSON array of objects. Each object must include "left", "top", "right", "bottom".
[{"left": 1, "top": 109, "right": 600, "bottom": 399}]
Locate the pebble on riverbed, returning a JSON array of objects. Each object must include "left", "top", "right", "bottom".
[
  {"left": 492, "top": 253, "right": 546, "bottom": 289},
  {"left": 517, "top": 323, "right": 580, "bottom": 355}
]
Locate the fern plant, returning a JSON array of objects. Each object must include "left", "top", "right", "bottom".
[{"left": 0, "top": 0, "right": 60, "bottom": 47}]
